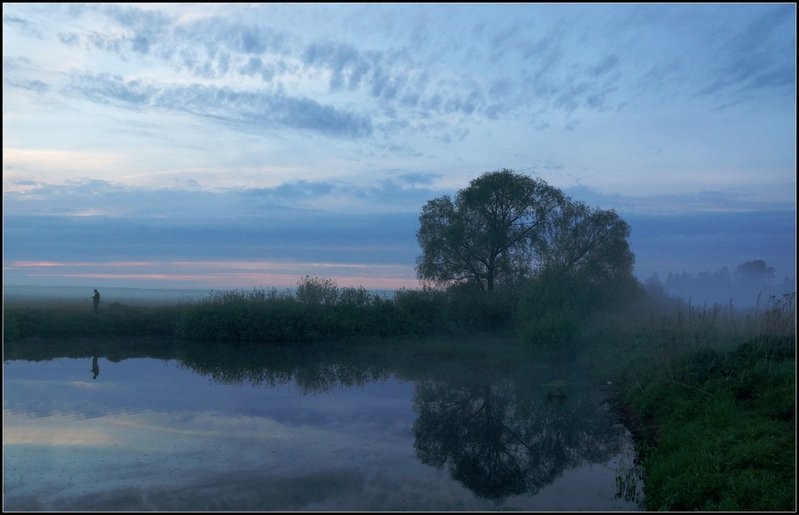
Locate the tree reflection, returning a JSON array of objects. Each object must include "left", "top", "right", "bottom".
[
  {"left": 412, "top": 377, "right": 622, "bottom": 500},
  {"left": 176, "top": 341, "right": 391, "bottom": 393}
]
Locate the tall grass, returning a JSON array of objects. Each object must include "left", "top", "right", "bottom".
[{"left": 3, "top": 300, "right": 180, "bottom": 340}]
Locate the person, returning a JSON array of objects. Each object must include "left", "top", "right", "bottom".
[
  {"left": 92, "top": 289, "right": 101, "bottom": 313},
  {"left": 91, "top": 355, "right": 100, "bottom": 380}
]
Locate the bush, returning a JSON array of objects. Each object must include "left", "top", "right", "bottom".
[
  {"left": 514, "top": 272, "right": 588, "bottom": 346},
  {"left": 296, "top": 276, "right": 339, "bottom": 305},
  {"left": 444, "top": 282, "right": 516, "bottom": 331},
  {"left": 393, "top": 287, "right": 447, "bottom": 334},
  {"left": 175, "top": 279, "right": 454, "bottom": 343}
]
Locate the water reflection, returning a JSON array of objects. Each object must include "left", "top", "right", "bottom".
[
  {"left": 413, "top": 376, "right": 622, "bottom": 500},
  {"left": 176, "top": 341, "right": 392, "bottom": 393},
  {"left": 4, "top": 337, "right": 642, "bottom": 510}
]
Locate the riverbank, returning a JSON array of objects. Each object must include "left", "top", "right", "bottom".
[{"left": 579, "top": 294, "right": 796, "bottom": 511}]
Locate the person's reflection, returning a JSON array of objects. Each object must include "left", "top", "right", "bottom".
[{"left": 91, "top": 355, "right": 100, "bottom": 380}]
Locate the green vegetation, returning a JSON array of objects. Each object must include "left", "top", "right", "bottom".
[
  {"left": 3, "top": 277, "right": 515, "bottom": 343},
  {"left": 580, "top": 293, "right": 796, "bottom": 511},
  {"left": 3, "top": 300, "right": 179, "bottom": 341},
  {"left": 171, "top": 277, "right": 519, "bottom": 340}
]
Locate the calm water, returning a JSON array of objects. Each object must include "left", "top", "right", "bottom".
[{"left": 3, "top": 338, "right": 644, "bottom": 511}]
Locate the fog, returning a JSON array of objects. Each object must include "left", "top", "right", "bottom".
[
  {"left": 644, "top": 260, "right": 796, "bottom": 311},
  {"left": 2, "top": 285, "right": 214, "bottom": 307}
]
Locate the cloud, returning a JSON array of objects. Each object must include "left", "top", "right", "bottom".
[
  {"left": 4, "top": 3, "right": 639, "bottom": 147},
  {"left": 3, "top": 211, "right": 422, "bottom": 289},
  {"left": 3, "top": 77, "right": 49, "bottom": 94},
  {"left": 698, "top": 6, "right": 795, "bottom": 99},
  {"left": 2, "top": 14, "right": 42, "bottom": 38},
  {"left": 300, "top": 39, "right": 501, "bottom": 123},
  {"left": 241, "top": 180, "right": 339, "bottom": 206},
  {"left": 3, "top": 149, "right": 123, "bottom": 185},
  {"left": 395, "top": 172, "right": 442, "bottom": 187},
  {"left": 563, "top": 185, "right": 797, "bottom": 215},
  {"left": 3, "top": 258, "right": 418, "bottom": 290},
  {"left": 64, "top": 4, "right": 173, "bottom": 58},
  {"left": 3, "top": 180, "right": 424, "bottom": 256},
  {"left": 589, "top": 55, "right": 620, "bottom": 78},
  {"left": 303, "top": 42, "right": 372, "bottom": 92},
  {"left": 67, "top": 73, "right": 373, "bottom": 138},
  {"left": 3, "top": 171, "right": 449, "bottom": 219},
  {"left": 9, "top": 3, "right": 793, "bottom": 126},
  {"left": 181, "top": 16, "right": 293, "bottom": 57}
]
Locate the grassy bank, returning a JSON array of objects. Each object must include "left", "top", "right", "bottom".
[
  {"left": 3, "top": 300, "right": 181, "bottom": 340},
  {"left": 580, "top": 293, "right": 796, "bottom": 511},
  {"left": 3, "top": 278, "right": 515, "bottom": 343}
]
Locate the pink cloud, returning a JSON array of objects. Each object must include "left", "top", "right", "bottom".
[{"left": 8, "top": 259, "right": 419, "bottom": 290}]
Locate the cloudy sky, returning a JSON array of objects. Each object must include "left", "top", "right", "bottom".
[{"left": 3, "top": 3, "right": 796, "bottom": 292}]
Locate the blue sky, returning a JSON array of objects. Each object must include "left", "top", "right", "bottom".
[{"left": 3, "top": 3, "right": 796, "bottom": 291}]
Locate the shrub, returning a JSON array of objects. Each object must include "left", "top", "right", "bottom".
[
  {"left": 514, "top": 272, "right": 588, "bottom": 346},
  {"left": 296, "top": 276, "right": 338, "bottom": 305},
  {"left": 444, "top": 282, "right": 516, "bottom": 331}
]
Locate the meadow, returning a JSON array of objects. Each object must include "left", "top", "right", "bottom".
[{"left": 3, "top": 277, "right": 796, "bottom": 511}]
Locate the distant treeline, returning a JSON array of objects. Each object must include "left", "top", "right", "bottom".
[{"left": 646, "top": 259, "right": 796, "bottom": 309}]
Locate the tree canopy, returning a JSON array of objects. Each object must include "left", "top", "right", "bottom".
[
  {"left": 536, "top": 199, "right": 634, "bottom": 283},
  {"left": 416, "top": 169, "right": 635, "bottom": 291},
  {"left": 416, "top": 169, "right": 563, "bottom": 291}
]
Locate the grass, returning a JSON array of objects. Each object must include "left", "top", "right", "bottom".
[
  {"left": 633, "top": 348, "right": 795, "bottom": 511},
  {"left": 580, "top": 293, "right": 796, "bottom": 511},
  {"left": 3, "top": 300, "right": 181, "bottom": 340}
]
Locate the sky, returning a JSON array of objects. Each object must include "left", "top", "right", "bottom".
[{"left": 3, "top": 3, "right": 796, "bottom": 295}]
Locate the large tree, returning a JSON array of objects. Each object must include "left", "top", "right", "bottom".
[{"left": 416, "top": 169, "right": 563, "bottom": 291}]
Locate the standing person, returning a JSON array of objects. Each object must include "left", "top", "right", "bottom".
[{"left": 92, "top": 289, "right": 101, "bottom": 313}]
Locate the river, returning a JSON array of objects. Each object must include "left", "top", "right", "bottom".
[{"left": 3, "top": 336, "right": 644, "bottom": 511}]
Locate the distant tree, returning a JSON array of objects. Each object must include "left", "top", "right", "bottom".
[
  {"left": 416, "top": 169, "right": 563, "bottom": 291},
  {"left": 644, "top": 273, "right": 666, "bottom": 296},
  {"left": 735, "top": 259, "right": 776, "bottom": 286}
]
